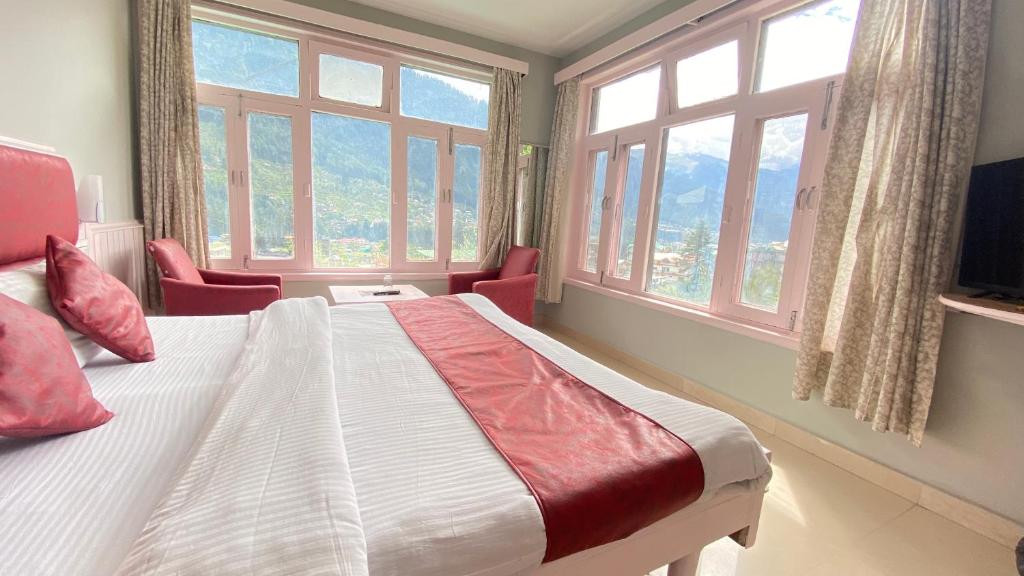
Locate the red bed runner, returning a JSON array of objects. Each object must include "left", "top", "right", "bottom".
[{"left": 387, "top": 296, "right": 705, "bottom": 562}]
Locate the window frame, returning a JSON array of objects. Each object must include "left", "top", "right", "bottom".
[
  {"left": 192, "top": 9, "right": 491, "bottom": 275},
  {"left": 566, "top": 0, "right": 853, "bottom": 337}
]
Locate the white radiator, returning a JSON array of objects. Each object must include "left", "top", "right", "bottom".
[{"left": 81, "top": 221, "right": 147, "bottom": 304}]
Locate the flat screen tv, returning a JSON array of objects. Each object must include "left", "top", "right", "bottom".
[{"left": 958, "top": 156, "right": 1024, "bottom": 298}]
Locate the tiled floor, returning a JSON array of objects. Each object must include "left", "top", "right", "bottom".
[{"left": 538, "top": 328, "right": 1018, "bottom": 576}]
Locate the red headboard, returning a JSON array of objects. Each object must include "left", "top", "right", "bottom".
[{"left": 0, "top": 143, "right": 79, "bottom": 269}]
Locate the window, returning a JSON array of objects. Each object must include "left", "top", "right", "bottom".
[
  {"left": 452, "top": 143, "right": 483, "bottom": 262},
  {"left": 570, "top": 0, "right": 852, "bottom": 333},
  {"left": 740, "top": 114, "right": 808, "bottom": 311},
  {"left": 582, "top": 150, "right": 609, "bottom": 272},
  {"left": 311, "top": 113, "right": 391, "bottom": 269},
  {"left": 406, "top": 135, "right": 439, "bottom": 262},
  {"left": 756, "top": 0, "right": 860, "bottom": 92},
  {"left": 247, "top": 111, "right": 295, "bottom": 260},
  {"left": 675, "top": 41, "right": 737, "bottom": 108},
  {"left": 318, "top": 54, "right": 384, "bottom": 107},
  {"left": 198, "top": 105, "right": 231, "bottom": 259},
  {"left": 590, "top": 66, "right": 661, "bottom": 134},
  {"left": 192, "top": 20, "right": 299, "bottom": 97},
  {"left": 400, "top": 66, "right": 490, "bottom": 130},
  {"left": 192, "top": 13, "right": 491, "bottom": 273},
  {"left": 611, "top": 144, "right": 645, "bottom": 280},
  {"left": 649, "top": 115, "right": 735, "bottom": 306}
]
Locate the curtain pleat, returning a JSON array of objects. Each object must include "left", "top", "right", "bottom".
[
  {"left": 479, "top": 69, "right": 523, "bottom": 269},
  {"left": 793, "top": 0, "right": 992, "bottom": 446},
  {"left": 516, "top": 146, "right": 549, "bottom": 248},
  {"left": 535, "top": 77, "right": 581, "bottom": 303},
  {"left": 136, "top": 0, "right": 209, "bottom": 309}
]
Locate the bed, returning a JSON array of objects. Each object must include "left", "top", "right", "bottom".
[{"left": 0, "top": 141, "right": 770, "bottom": 576}]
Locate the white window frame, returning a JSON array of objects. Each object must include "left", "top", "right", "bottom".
[
  {"left": 192, "top": 7, "right": 491, "bottom": 276},
  {"left": 566, "top": 0, "right": 850, "bottom": 341}
]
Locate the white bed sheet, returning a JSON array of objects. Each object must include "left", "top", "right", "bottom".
[
  {"left": 0, "top": 315, "right": 249, "bottom": 576},
  {"left": 332, "top": 294, "right": 770, "bottom": 576}
]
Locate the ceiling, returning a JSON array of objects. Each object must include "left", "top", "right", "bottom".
[{"left": 345, "top": 0, "right": 667, "bottom": 57}]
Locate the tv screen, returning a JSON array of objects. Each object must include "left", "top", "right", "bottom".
[{"left": 958, "top": 157, "right": 1024, "bottom": 297}]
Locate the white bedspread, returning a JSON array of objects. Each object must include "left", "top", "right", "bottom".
[
  {"left": 0, "top": 293, "right": 768, "bottom": 576},
  {"left": 332, "top": 294, "right": 771, "bottom": 576},
  {"left": 116, "top": 297, "right": 367, "bottom": 576}
]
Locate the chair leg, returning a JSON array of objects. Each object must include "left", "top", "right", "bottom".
[{"left": 666, "top": 551, "right": 700, "bottom": 576}]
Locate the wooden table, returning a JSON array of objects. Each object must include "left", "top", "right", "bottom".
[{"left": 329, "top": 284, "right": 429, "bottom": 305}]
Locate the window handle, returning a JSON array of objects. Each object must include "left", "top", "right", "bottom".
[
  {"left": 796, "top": 187, "right": 808, "bottom": 210},
  {"left": 806, "top": 186, "right": 817, "bottom": 209},
  {"left": 821, "top": 81, "right": 836, "bottom": 130},
  {"left": 304, "top": 183, "right": 312, "bottom": 199}
]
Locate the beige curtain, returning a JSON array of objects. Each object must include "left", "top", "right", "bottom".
[
  {"left": 136, "top": 0, "right": 209, "bottom": 309},
  {"left": 479, "top": 69, "right": 523, "bottom": 269},
  {"left": 793, "top": 0, "right": 992, "bottom": 446},
  {"left": 536, "top": 77, "right": 581, "bottom": 303},
  {"left": 516, "top": 145, "right": 549, "bottom": 248}
]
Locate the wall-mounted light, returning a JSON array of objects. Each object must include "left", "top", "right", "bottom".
[{"left": 77, "top": 175, "right": 105, "bottom": 224}]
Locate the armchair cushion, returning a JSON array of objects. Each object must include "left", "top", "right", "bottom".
[
  {"left": 448, "top": 268, "right": 500, "bottom": 295},
  {"left": 498, "top": 246, "right": 540, "bottom": 279},
  {"left": 472, "top": 273, "right": 538, "bottom": 326},
  {"left": 146, "top": 238, "right": 203, "bottom": 284},
  {"left": 160, "top": 278, "right": 281, "bottom": 316},
  {"left": 199, "top": 269, "right": 282, "bottom": 290}
]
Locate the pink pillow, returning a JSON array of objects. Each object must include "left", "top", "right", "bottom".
[
  {"left": 46, "top": 235, "right": 155, "bottom": 362},
  {"left": 0, "top": 293, "right": 113, "bottom": 437}
]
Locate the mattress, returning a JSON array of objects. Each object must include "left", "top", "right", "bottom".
[{"left": 0, "top": 295, "right": 770, "bottom": 576}]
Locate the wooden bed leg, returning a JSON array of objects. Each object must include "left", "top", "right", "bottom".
[{"left": 666, "top": 551, "right": 700, "bottom": 576}]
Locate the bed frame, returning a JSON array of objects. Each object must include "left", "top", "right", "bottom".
[{"left": 0, "top": 138, "right": 768, "bottom": 576}]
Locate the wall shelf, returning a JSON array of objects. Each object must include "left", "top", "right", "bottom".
[{"left": 939, "top": 293, "right": 1024, "bottom": 327}]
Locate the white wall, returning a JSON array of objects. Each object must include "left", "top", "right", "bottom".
[
  {"left": 0, "top": 0, "right": 136, "bottom": 222},
  {"left": 541, "top": 0, "right": 1024, "bottom": 525}
]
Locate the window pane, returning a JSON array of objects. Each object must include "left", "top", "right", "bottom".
[
  {"left": 676, "top": 41, "right": 738, "bottom": 108},
  {"left": 591, "top": 67, "right": 661, "bottom": 134},
  {"left": 740, "top": 114, "right": 808, "bottom": 311},
  {"left": 407, "top": 136, "right": 438, "bottom": 262},
  {"left": 192, "top": 20, "right": 299, "bottom": 97},
  {"left": 756, "top": 0, "right": 860, "bottom": 92},
  {"left": 318, "top": 54, "right": 384, "bottom": 107},
  {"left": 612, "top": 145, "right": 645, "bottom": 279},
  {"left": 400, "top": 66, "right": 489, "bottom": 130},
  {"left": 311, "top": 112, "right": 391, "bottom": 268},
  {"left": 247, "top": 112, "right": 294, "bottom": 259},
  {"left": 198, "top": 105, "right": 230, "bottom": 259},
  {"left": 583, "top": 150, "right": 609, "bottom": 273},
  {"left": 648, "top": 115, "right": 735, "bottom": 306},
  {"left": 452, "top": 144, "right": 482, "bottom": 262}
]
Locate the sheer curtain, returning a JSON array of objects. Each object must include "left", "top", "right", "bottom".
[
  {"left": 136, "top": 0, "right": 209, "bottom": 309},
  {"left": 793, "top": 0, "right": 992, "bottom": 445},
  {"left": 479, "top": 69, "right": 523, "bottom": 269},
  {"left": 536, "top": 77, "right": 581, "bottom": 303}
]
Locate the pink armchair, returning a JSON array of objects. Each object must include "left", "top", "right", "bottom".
[
  {"left": 449, "top": 246, "right": 540, "bottom": 325},
  {"left": 146, "top": 239, "right": 282, "bottom": 316}
]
